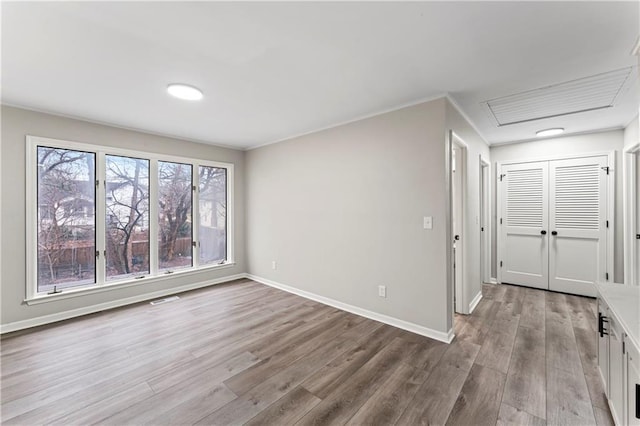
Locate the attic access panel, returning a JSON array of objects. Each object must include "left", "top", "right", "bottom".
[{"left": 485, "top": 67, "right": 634, "bottom": 126}]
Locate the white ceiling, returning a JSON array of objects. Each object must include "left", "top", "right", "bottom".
[{"left": 2, "top": 2, "right": 638, "bottom": 149}]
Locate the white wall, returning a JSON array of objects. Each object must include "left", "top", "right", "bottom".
[
  {"left": 490, "top": 130, "right": 625, "bottom": 281},
  {"left": 624, "top": 115, "right": 639, "bottom": 151},
  {"left": 246, "top": 98, "right": 452, "bottom": 337},
  {"left": 0, "top": 106, "right": 246, "bottom": 328},
  {"left": 445, "top": 100, "right": 491, "bottom": 312}
]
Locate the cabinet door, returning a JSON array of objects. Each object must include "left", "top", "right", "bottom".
[
  {"left": 598, "top": 299, "right": 609, "bottom": 394},
  {"left": 609, "top": 316, "right": 625, "bottom": 425},
  {"left": 628, "top": 342, "right": 640, "bottom": 426}
]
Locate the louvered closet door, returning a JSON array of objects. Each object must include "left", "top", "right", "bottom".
[
  {"left": 501, "top": 161, "right": 549, "bottom": 289},
  {"left": 549, "top": 156, "right": 607, "bottom": 297}
]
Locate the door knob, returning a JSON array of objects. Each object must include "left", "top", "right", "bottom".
[
  {"left": 551, "top": 231, "right": 558, "bottom": 236},
  {"left": 540, "top": 230, "right": 547, "bottom": 235},
  {"left": 454, "top": 235, "right": 460, "bottom": 241}
]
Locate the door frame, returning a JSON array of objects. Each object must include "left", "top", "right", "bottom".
[
  {"left": 480, "top": 156, "right": 491, "bottom": 284},
  {"left": 497, "top": 150, "right": 615, "bottom": 285},
  {"left": 624, "top": 142, "right": 640, "bottom": 285},
  {"left": 448, "top": 131, "right": 468, "bottom": 315}
]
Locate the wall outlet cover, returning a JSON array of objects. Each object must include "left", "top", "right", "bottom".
[{"left": 378, "top": 285, "right": 387, "bottom": 298}]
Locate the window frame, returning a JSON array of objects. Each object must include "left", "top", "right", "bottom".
[
  {"left": 26, "top": 135, "right": 235, "bottom": 303},
  {"left": 157, "top": 159, "right": 194, "bottom": 273},
  {"left": 104, "top": 153, "right": 151, "bottom": 282},
  {"left": 197, "top": 164, "right": 229, "bottom": 267}
]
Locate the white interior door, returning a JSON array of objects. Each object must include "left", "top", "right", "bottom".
[
  {"left": 500, "top": 161, "right": 549, "bottom": 289},
  {"left": 480, "top": 159, "right": 490, "bottom": 283},
  {"left": 548, "top": 156, "right": 607, "bottom": 297},
  {"left": 452, "top": 146, "right": 464, "bottom": 313},
  {"left": 636, "top": 152, "right": 640, "bottom": 285}
]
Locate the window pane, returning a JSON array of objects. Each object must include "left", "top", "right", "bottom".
[
  {"left": 37, "top": 146, "right": 96, "bottom": 292},
  {"left": 199, "top": 166, "right": 227, "bottom": 265},
  {"left": 105, "top": 155, "right": 150, "bottom": 280},
  {"left": 158, "top": 161, "right": 193, "bottom": 271}
]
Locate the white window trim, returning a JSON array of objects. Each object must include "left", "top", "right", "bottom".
[{"left": 26, "top": 135, "right": 235, "bottom": 303}]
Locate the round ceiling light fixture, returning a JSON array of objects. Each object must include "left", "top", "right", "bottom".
[
  {"left": 536, "top": 128, "right": 564, "bottom": 137},
  {"left": 167, "top": 83, "right": 203, "bottom": 101}
]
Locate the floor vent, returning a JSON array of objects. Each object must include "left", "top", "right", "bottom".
[
  {"left": 150, "top": 296, "right": 180, "bottom": 306},
  {"left": 484, "top": 67, "right": 635, "bottom": 126}
]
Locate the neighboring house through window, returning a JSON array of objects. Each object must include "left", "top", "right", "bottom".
[{"left": 26, "top": 135, "right": 234, "bottom": 299}]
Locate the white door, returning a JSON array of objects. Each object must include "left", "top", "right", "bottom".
[
  {"left": 636, "top": 152, "right": 640, "bottom": 286},
  {"left": 499, "top": 155, "right": 609, "bottom": 297},
  {"left": 548, "top": 156, "right": 607, "bottom": 297},
  {"left": 452, "top": 146, "right": 464, "bottom": 313},
  {"left": 480, "top": 160, "right": 491, "bottom": 283},
  {"left": 500, "top": 161, "right": 549, "bottom": 289}
]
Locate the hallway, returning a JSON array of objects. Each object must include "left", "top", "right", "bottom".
[{"left": 452, "top": 283, "right": 612, "bottom": 425}]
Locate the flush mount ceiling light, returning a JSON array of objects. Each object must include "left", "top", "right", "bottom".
[
  {"left": 167, "top": 83, "right": 203, "bottom": 101},
  {"left": 536, "top": 128, "right": 564, "bottom": 137}
]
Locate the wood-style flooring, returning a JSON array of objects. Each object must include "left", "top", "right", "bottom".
[{"left": 0, "top": 280, "right": 613, "bottom": 425}]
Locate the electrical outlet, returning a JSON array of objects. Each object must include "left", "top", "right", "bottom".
[
  {"left": 378, "top": 285, "right": 386, "bottom": 298},
  {"left": 272, "top": 261, "right": 277, "bottom": 270},
  {"left": 423, "top": 216, "right": 433, "bottom": 229}
]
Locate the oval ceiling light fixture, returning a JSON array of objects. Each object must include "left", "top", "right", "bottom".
[
  {"left": 167, "top": 83, "right": 203, "bottom": 101},
  {"left": 536, "top": 128, "right": 564, "bottom": 137}
]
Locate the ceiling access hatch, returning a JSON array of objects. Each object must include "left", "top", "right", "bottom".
[{"left": 484, "top": 67, "right": 635, "bottom": 126}]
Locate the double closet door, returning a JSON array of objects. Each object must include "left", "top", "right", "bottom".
[{"left": 499, "top": 155, "right": 609, "bottom": 297}]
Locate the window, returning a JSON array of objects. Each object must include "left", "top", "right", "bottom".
[
  {"left": 36, "top": 146, "right": 96, "bottom": 293},
  {"left": 158, "top": 161, "right": 193, "bottom": 271},
  {"left": 198, "top": 165, "right": 227, "bottom": 265},
  {"left": 105, "top": 155, "right": 150, "bottom": 281},
  {"left": 27, "top": 136, "right": 233, "bottom": 299}
]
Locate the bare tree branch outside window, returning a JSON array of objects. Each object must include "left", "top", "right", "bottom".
[
  {"left": 198, "top": 166, "right": 227, "bottom": 264},
  {"left": 105, "top": 155, "right": 150, "bottom": 280},
  {"left": 158, "top": 161, "right": 193, "bottom": 270},
  {"left": 37, "top": 146, "right": 96, "bottom": 292}
]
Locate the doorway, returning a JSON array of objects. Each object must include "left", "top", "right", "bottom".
[
  {"left": 498, "top": 153, "right": 613, "bottom": 297},
  {"left": 480, "top": 157, "right": 491, "bottom": 284},
  {"left": 450, "top": 132, "right": 467, "bottom": 314},
  {"left": 636, "top": 151, "right": 639, "bottom": 286},
  {"left": 624, "top": 143, "right": 640, "bottom": 286}
]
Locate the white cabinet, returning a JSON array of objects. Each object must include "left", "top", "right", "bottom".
[
  {"left": 628, "top": 342, "right": 640, "bottom": 426},
  {"left": 597, "top": 287, "right": 640, "bottom": 426},
  {"left": 609, "top": 314, "right": 625, "bottom": 425},
  {"left": 599, "top": 298, "right": 610, "bottom": 393}
]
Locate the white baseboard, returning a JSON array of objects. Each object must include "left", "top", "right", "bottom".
[
  {"left": 2, "top": 272, "right": 456, "bottom": 345},
  {"left": 468, "top": 291, "right": 483, "bottom": 314},
  {"left": 488, "top": 278, "right": 498, "bottom": 285},
  {"left": 0, "top": 273, "right": 246, "bottom": 334},
  {"left": 246, "top": 274, "right": 454, "bottom": 344}
]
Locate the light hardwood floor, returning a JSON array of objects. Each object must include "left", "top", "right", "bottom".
[{"left": 0, "top": 280, "right": 614, "bottom": 425}]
